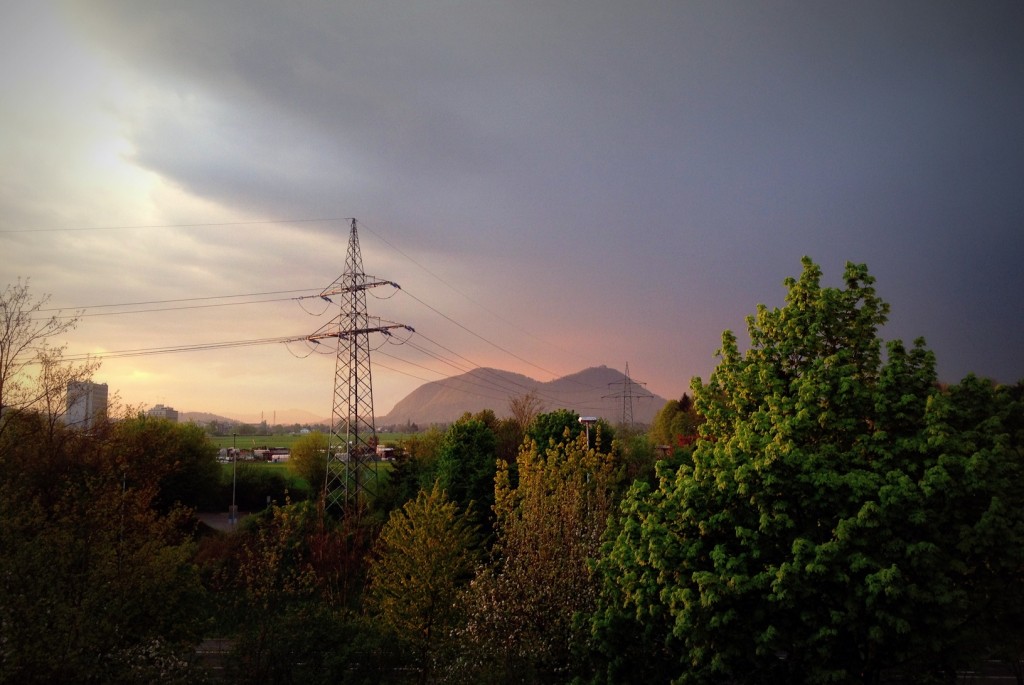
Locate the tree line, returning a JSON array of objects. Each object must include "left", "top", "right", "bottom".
[{"left": 1, "top": 260, "right": 1022, "bottom": 684}]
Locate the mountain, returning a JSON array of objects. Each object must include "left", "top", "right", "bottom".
[
  {"left": 180, "top": 411, "right": 239, "bottom": 425},
  {"left": 380, "top": 366, "right": 668, "bottom": 427}
]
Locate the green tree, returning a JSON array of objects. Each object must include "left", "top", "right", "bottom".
[
  {"left": 366, "top": 483, "right": 481, "bottom": 679},
  {"left": 434, "top": 416, "right": 498, "bottom": 521},
  {"left": 528, "top": 408, "right": 614, "bottom": 453},
  {"left": 595, "top": 258, "right": 1024, "bottom": 684},
  {"left": 110, "top": 415, "right": 221, "bottom": 511},
  {"left": 227, "top": 500, "right": 321, "bottom": 682},
  {"left": 375, "top": 427, "right": 446, "bottom": 516},
  {"left": 289, "top": 430, "right": 330, "bottom": 495},
  {"left": 454, "top": 427, "right": 621, "bottom": 681},
  {"left": 649, "top": 393, "right": 702, "bottom": 448},
  {"left": 492, "top": 414, "right": 523, "bottom": 464},
  {"left": 527, "top": 407, "right": 582, "bottom": 449},
  {"left": 462, "top": 407, "right": 523, "bottom": 464}
]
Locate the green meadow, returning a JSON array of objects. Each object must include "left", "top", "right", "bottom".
[{"left": 209, "top": 432, "right": 413, "bottom": 451}]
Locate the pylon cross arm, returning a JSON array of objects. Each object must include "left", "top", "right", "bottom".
[
  {"left": 319, "top": 279, "right": 397, "bottom": 297},
  {"left": 307, "top": 324, "right": 412, "bottom": 342}
]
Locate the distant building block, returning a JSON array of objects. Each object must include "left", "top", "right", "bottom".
[{"left": 66, "top": 381, "right": 108, "bottom": 429}]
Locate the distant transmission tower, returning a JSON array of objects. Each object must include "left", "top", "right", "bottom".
[
  {"left": 307, "top": 219, "right": 411, "bottom": 513},
  {"left": 604, "top": 362, "right": 648, "bottom": 429}
]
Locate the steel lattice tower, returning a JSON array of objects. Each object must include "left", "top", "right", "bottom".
[
  {"left": 307, "top": 219, "right": 409, "bottom": 513},
  {"left": 604, "top": 362, "right": 648, "bottom": 429}
]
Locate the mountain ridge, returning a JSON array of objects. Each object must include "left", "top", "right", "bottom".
[{"left": 380, "top": 365, "right": 667, "bottom": 427}]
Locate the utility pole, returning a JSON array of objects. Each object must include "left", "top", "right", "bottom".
[
  {"left": 604, "top": 362, "right": 648, "bottom": 430},
  {"left": 230, "top": 432, "right": 237, "bottom": 525},
  {"left": 307, "top": 219, "right": 412, "bottom": 514}
]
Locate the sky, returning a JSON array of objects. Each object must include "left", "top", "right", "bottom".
[{"left": 2, "top": 1, "right": 1022, "bottom": 424}]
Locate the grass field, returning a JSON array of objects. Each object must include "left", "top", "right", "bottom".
[
  {"left": 219, "top": 460, "right": 303, "bottom": 481},
  {"left": 209, "top": 432, "right": 413, "bottom": 451}
]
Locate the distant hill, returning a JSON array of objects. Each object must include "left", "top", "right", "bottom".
[
  {"left": 380, "top": 366, "right": 667, "bottom": 427},
  {"left": 180, "top": 411, "right": 238, "bottom": 425},
  {"left": 180, "top": 409, "right": 331, "bottom": 426}
]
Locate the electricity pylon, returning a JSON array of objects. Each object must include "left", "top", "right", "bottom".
[
  {"left": 604, "top": 362, "right": 648, "bottom": 429},
  {"left": 307, "top": 219, "right": 411, "bottom": 513}
]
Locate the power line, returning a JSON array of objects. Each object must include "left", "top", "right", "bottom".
[
  {"left": 14, "top": 215, "right": 620, "bottom": 403},
  {"left": 52, "top": 335, "right": 307, "bottom": 362},
  {"left": 375, "top": 352, "right": 513, "bottom": 405},
  {"left": 400, "top": 288, "right": 573, "bottom": 385},
  {"left": 15, "top": 215, "right": 642, "bottom": 418},
  {"left": 403, "top": 332, "right": 576, "bottom": 408},
  {"left": 44, "top": 292, "right": 618, "bottom": 413},
  {"left": 0, "top": 217, "right": 352, "bottom": 234},
  {"left": 53, "top": 293, "right": 324, "bottom": 319},
  {"left": 398, "top": 286, "right": 610, "bottom": 396},
  {"left": 381, "top": 333, "right": 614, "bottom": 412},
  {"left": 360, "top": 220, "right": 604, "bottom": 378},
  {"left": 40, "top": 288, "right": 321, "bottom": 313},
  {"left": 18, "top": 215, "right": 609, "bottom": 393}
]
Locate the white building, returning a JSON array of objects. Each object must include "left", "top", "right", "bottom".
[
  {"left": 66, "top": 381, "right": 108, "bottom": 429},
  {"left": 147, "top": 403, "right": 179, "bottom": 422}
]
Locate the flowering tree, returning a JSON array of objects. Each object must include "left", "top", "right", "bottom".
[{"left": 455, "top": 420, "right": 620, "bottom": 681}]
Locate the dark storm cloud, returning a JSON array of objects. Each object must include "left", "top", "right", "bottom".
[{"left": 62, "top": 0, "right": 1024, "bottom": 386}]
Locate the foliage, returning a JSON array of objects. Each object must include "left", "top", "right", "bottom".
[
  {"left": 434, "top": 416, "right": 498, "bottom": 523},
  {"left": 404, "top": 426, "right": 446, "bottom": 461},
  {"left": 0, "top": 413, "right": 209, "bottom": 683},
  {"left": 453, "top": 428, "right": 621, "bottom": 682},
  {"left": 620, "top": 395, "right": 703, "bottom": 486},
  {"left": 366, "top": 483, "right": 482, "bottom": 678},
  {"left": 462, "top": 407, "right": 523, "bottom": 464},
  {"left": 221, "top": 500, "right": 320, "bottom": 682},
  {"left": 201, "top": 499, "right": 389, "bottom": 683},
  {"left": 649, "top": 393, "right": 702, "bottom": 448},
  {"left": 616, "top": 430, "right": 660, "bottom": 485},
  {"left": 491, "top": 415, "right": 524, "bottom": 464},
  {"left": 594, "top": 258, "right": 1024, "bottom": 684},
  {"left": 527, "top": 408, "right": 615, "bottom": 453},
  {"left": 374, "top": 427, "right": 446, "bottom": 517},
  {"left": 288, "top": 430, "right": 330, "bottom": 495},
  {"left": 111, "top": 415, "right": 221, "bottom": 511},
  {"left": 526, "top": 407, "right": 581, "bottom": 450},
  {"left": 405, "top": 426, "right": 447, "bottom": 489},
  {"left": 379, "top": 413, "right": 507, "bottom": 528},
  {"left": 220, "top": 462, "right": 298, "bottom": 511}
]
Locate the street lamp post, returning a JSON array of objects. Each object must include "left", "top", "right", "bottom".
[
  {"left": 579, "top": 416, "right": 597, "bottom": 449},
  {"left": 231, "top": 432, "right": 237, "bottom": 525}
]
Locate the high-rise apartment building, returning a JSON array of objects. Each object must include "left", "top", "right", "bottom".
[
  {"left": 66, "top": 381, "right": 108, "bottom": 429},
  {"left": 147, "top": 403, "right": 179, "bottom": 422}
]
